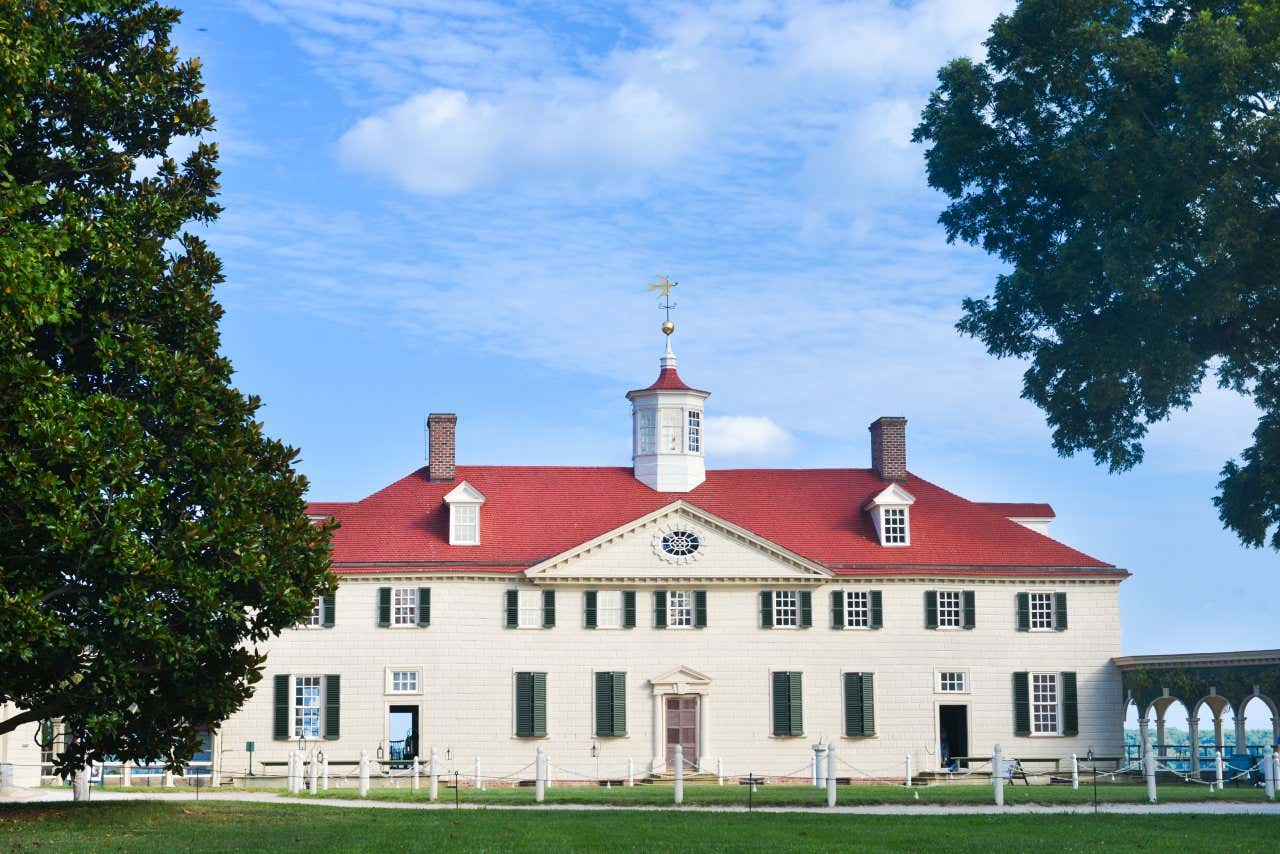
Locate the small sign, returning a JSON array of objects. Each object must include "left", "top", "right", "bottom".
[{"left": 245, "top": 741, "right": 255, "bottom": 752}]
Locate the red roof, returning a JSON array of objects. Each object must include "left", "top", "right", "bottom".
[
  {"left": 310, "top": 467, "right": 1119, "bottom": 578},
  {"left": 627, "top": 366, "right": 709, "bottom": 396},
  {"left": 977, "top": 502, "right": 1055, "bottom": 519}
]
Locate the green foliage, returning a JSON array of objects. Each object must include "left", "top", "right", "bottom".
[
  {"left": 0, "top": 1, "right": 333, "bottom": 774},
  {"left": 913, "top": 1, "right": 1280, "bottom": 548}
]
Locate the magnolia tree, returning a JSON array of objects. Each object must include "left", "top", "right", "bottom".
[{"left": 0, "top": 1, "right": 333, "bottom": 792}]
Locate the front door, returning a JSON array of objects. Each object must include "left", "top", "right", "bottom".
[
  {"left": 939, "top": 705, "right": 969, "bottom": 770},
  {"left": 665, "top": 695, "right": 698, "bottom": 770},
  {"left": 388, "top": 705, "right": 419, "bottom": 766}
]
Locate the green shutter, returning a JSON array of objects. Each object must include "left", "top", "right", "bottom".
[
  {"left": 1013, "top": 672, "right": 1031, "bottom": 736},
  {"left": 532, "top": 672, "right": 547, "bottom": 737},
  {"left": 611, "top": 672, "right": 626, "bottom": 736},
  {"left": 1054, "top": 592, "right": 1068, "bottom": 631},
  {"left": 516, "top": 672, "right": 547, "bottom": 737},
  {"left": 1061, "top": 672, "right": 1078, "bottom": 736},
  {"left": 694, "top": 590, "right": 707, "bottom": 628},
  {"left": 860, "top": 673, "right": 876, "bottom": 736},
  {"left": 962, "top": 590, "right": 976, "bottom": 629},
  {"left": 505, "top": 589, "right": 518, "bottom": 628},
  {"left": 831, "top": 590, "right": 845, "bottom": 629},
  {"left": 925, "top": 590, "right": 938, "bottom": 629},
  {"left": 417, "top": 588, "right": 431, "bottom": 627},
  {"left": 273, "top": 674, "right": 290, "bottom": 740},
  {"left": 584, "top": 590, "right": 597, "bottom": 629},
  {"left": 542, "top": 589, "right": 556, "bottom": 628},
  {"left": 760, "top": 591, "right": 773, "bottom": 628},
  {"left": 653, "top": 591, "right": 667, "bottom": 629},
  {"left": 798, "top": 590, "right": 813, "bottom": 628},
  {"left": 1016, "top": 592, "right": 1030, "bottom": 631},
  {"left": 324, "top": 675, "right": 340, "bottom": 740},
  {"left": 377, "top": 587, "right": 391, "bottom": 627},
  {"left": 322, "top": 593, "right": 336, "bottom": 628},
  {"left": 623, "top": 591, "right": 636, "bottom": 628},
  {"left": 843, "top": 673, "right": 875, "bottom": 737},
  {"left": 869, "top": 590, "right": 883, "bottom": 629},
  {"left": 594, "top": 671, "right": 613, "bottom": 737},
  {"left": 788, "top": 672, "right": 803, "bottom": 736},
  {"left": 771, "top": 671, "right": 790, "bottom": 736}
]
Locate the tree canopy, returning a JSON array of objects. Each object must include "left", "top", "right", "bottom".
[
  {"left": 0, "top": 1, "right": 333, "bottom": 775},
  {"left": 913, "top": 0, "right": 1280, "bottom": 548}
]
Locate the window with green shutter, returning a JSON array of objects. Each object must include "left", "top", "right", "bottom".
[
  {"left": 584, "top": 590, "right": 598, "bottom": 629},
  {"left": 1061, "top": 671, "right": 1078, "bottom": 735},
  {"left": 924, "top": 590, "right": 938, "bottom": 629},
  {"left": 1013, "top": 672, "right": 1031, "bottom": 736},
  {"left": 377, "top": 587, "right": 392, "bottom": 627},
  {"left": 1054, "top": 593, "right": 1068, "bottom": 631},
  {"left": 869, "top": 590, "right": 883, "bottom": 629},
  {"left": 322, "top": 593, "right": 336, "bottom": 628},
  {"left": 798, "top": 590, "right": 813, "bottom": 628},
  {"left": 830, "top": 590, "right": 844, "bottom": 629},
  {"left": 417, "top": 588, "right": 431, "bottom": 627},
  {"left": 962, "top": 590, "right": 976, "bottom": 629},
  {"left": 273, "top": 674, "right": 290, "bottom": 740},
  {"left": 594, "top": 671, "right": 627, "bottom": 737},
  {"left": 653, "top": 590, "right": 667, "bottom": 629},
  {"left": 504, "top": 589, "right": 519, "bottom": 628},
  {"left": 542, "top": 589, "right": 556, "bottom": 628},
  {"left": 623, "top": 590, "right": 636, "bottom": 628},
  {"left": 760, "top": 590, "right": 773, "bottom": 628},
  {"left": 771, "top": 671, "right": 803, "bottom": 736},
  {"left": 693, "top": 590, "right": 707, "bottom": 628},
  {"left": 843, "top": 672, "right": 875, "bottom": 737},
  {"left": 1016, "top": 592, "right": 1030, "bottom": 631},
  {"left": 324, "top": 675, "right": 340, "bottom": 740},
  {"left": 515, "top": 671, "right": 547, "bottom": 737}
]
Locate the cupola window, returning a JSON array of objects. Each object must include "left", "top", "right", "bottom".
[
  {"left": 687, "top": 410, "right": 701, "bottom": 453},
  {"left": 639, "top": 410, "right": 656, "bottom": 454},
  {"left": 661, "top": 410, "right": 681, "bottom": 451}
]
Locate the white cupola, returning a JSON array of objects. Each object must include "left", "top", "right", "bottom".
[{"left": 626, "top": 332, "right": 710, "bottom": 492}]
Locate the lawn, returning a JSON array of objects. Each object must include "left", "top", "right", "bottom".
[{"left": 1, "top": 801, "right": 1277, "bottom": 852}]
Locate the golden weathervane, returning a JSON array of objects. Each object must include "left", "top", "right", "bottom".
[{"left": 649, "top": 275, "right": 677, "bottom": 335}]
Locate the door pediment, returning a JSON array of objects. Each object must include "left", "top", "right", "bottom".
[{"left": 651, "top": 665, "right": 711, "bottom": 695}]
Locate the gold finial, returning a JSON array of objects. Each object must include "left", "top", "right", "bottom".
[
  {"left": 648, "top": 275, "right": 678, "bottom": 336},
  {"left": 662, "top": 320, "right": 675, "bottom": 335}
]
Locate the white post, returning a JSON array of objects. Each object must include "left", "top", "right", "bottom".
[
  {"left": 163, "top": 767, "right": 175, "bottom": 788},
  {"left": 412, "top": 757, "right": 420, "bottom": 792},
  {"left": 992, "top": 743, "right": 1004, "bottom": 807},
  {"left": 122, "top": 764, "right": 132, "bottom": 787},
  {"left": 285, "top": 753, "right": 295, "bottom": 794},
  {"left": 1264, "top": 746, "right": 1275, "bottom": 800},
  {"left": 811, "top": 743, "right": 821, "bottom": 787},
  {"left": 308, "top": 752, "right": 318, "bottom": 794},
  {"left": 535, "top": 748, "right": 545, "bottom": 803},
  {"left": 72, "top": 766, "right": 91, "bottom": 802},
  {"left": 826, "top": 743, "right": 837, "bottom": 808},
  {"left": 544, "top": 754, "right": 551, "bottom": 789},
  {"left": 1215, "top": 749, "right": 1224, "bottom": 791},
  {"left": 674, "top": 744, "right": 684, "bottom": 805},
  {"left": 813, "top": 743, "right": 827, "bottom": 788},
  {"left": 1071, "top": 753, "right": 1079, "bottom": 790},
  {"left": 1144, "top": 743, "right": 1157, "bottom": 803},
  {"left": 717, "top": 756, "right": 724, "bottom": 786},
  {"left": 1273, "top": 747, "right": 1279, "bottom": 794},
  {"left": 429, "top": 748, "right": 439, "bottom": 801},
  {"left": 321, "top": 752, "right": 329, "bottom": 791},
  {"left": 358, "top": 750, "right": 370, "bottom": 798},
  {"left": 474, "top": 755, "right": 483, "bottom": 791},
  {"left": 1188, "top": 716, "right": 1201, "bottom": 775},
  {"left": 904, "top": 753, "right": 911, "bottom": 787},
  {"left": 626, "top": 757, "right": 634, "bottom": 787}
]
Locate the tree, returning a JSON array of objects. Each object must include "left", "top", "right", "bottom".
[
  {"left": 913, "top": 1, "right": 1280, "bottom": 548},
  {"left": 0, "top": 1, "right": 334, "bottom": 783}
]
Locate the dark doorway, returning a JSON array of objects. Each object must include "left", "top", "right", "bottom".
[
  {"left": 665, "top": 695, "right": 698, "bottom": 770},
  {"left": 939, "top": 705, "right": 969, "bottom": 770},
  {"left": 388, "top": 705, "right": 419, "bottom": 766}
]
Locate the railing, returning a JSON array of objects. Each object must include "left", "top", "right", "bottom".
[{"left": 1123, "top": 742, "right": 1271, "bottom": 771}]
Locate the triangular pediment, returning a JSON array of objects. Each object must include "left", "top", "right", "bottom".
[
  {"left": 525, "top": 501, "right": 831, "bottom": 583},
  {"left": 651, "top": 666, "right": 711, "bottom": 692},
  {"left": 862, "top": 482, "right": 915, "bottom": 510},
  {"left": 444, "top": 481, "right": 486, "bottom": 504}
]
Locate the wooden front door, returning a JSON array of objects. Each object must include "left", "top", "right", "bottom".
[{"left": 665, "top": 695, "right": 698, "bottom": 769}]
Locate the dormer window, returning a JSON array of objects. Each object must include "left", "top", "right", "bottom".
[
  {"left": 864, "top": 483, "right": 915, "bottom": 547},
  {"left": 443, "top": 481, "right": 485, "bottom": 546}
]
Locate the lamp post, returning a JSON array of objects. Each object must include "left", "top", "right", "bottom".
[{"left": 1086, "top": 748, "right": 1097, "bottom": 814}]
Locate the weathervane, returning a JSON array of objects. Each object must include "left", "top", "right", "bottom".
[{"left": 648, "top": 275, "right": 678, "bottom": 336}]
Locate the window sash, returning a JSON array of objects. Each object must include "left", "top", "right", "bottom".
[
  {"left": 882, "top": 507, "right": 907, "bottom": 544},
  {"left": 452, "top": 504, "right": 478, "bottom": 543},
  {"left": 304, "top": 596, "right": 323, "bottom": 627},
  {"left": 667, "top": 591, "right": 694, "bottom": 627},
  {"left": 390, "top": 670, "right": 418, "bottom": 693},
  {"left": 517, "top": 590, "right": 543, "bottom": 628},
  {"left": 937, "top": 591, "right": 962, "bottom": 627},
  {"left": 1031, "top": 672, "right": 1059, "bottom": 734},
  {"left": 844, "top": 591, "right": 870, "bottom": 628},
  {"left": 938, "top": 671, "right": 967, "bottom": 693},
  {"left": 660, "top": 410, "right": 681, "bottom": 452},
  {"left": 1029, "top": 592, "right": 1054, "bottom": 630},
  {"left": 687, "top": 411, "right": 701, "bottom": 453},
  {"left": 294, "top": 676, "right": 322, "bottom": 738},
  {"left": 772, "top": 590, "right": 799, "bottom": 627},
  {"left": 597, "top": 591, "right": 623, "bottom": 629},
  {"left": 639, "top": 411, "right": 656, "bottom": 454},
  {"left": 392, "top": 588, "right": 417, "bottom": 625}
]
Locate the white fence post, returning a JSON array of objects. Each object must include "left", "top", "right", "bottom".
[
  {"left": 1264, "top": 746, "right": 1275, "bottom": 800},
  {"left": 429, "top": 748, "right": 439, "bottom": 801},
  {"left": 285, "top": 753, "right": 296, "bottom": 794},
  {"left": 1273, "top": 747, "right": 1279, "bottom": 794},
  {"left": 308, "top": 752, "right": 318, "bottom": 794},
  {"left": 717, "top": 756, "right": 724, "bottom": 786},
  {"left": 674, "top": 744, "right": 684, "bottom": 805},
  {"left": 1144, "top": 744, "right": 1157, "bottom": 803},
  {"left": 1071, "top": 753, "right": 1079, "bottom": 790},
  {"left": 826, "top": 743, "right": 837, "bottom": 808},
  {"left": 904, "top": 753, "right": 911, "bottom": 787},
  {"left": 535, "top": 747, "right": 545, "bottom": 803},
  {"left": 412, "top": 757, "right": 420, "bottom": 792},
  {"left": 474, "top": 755, "right": 483, "bottom": 791},
  {"left": 321, "top": 752, "right": 329, "bottom": 791},
  {"left": 1215, "top": 749, "right": 1225, "bottom": 791},
  {"left": 122, "top": 764, "right": 132, "bottom": 787},
  {"left": 626, "top": 757, "right": 634, "bottom": 787},
  {"left": 358, "top": 750, "right": 370, "bottom": 798},
  {"left": 811, "top": 743, "right": 821, "bottom": 787},
  {"left": 163, "top": 767, "right": 175, "bottom": 788},
  {"left": 545, "top": 754, "right": 551, "bottom": 790},
  {"left": 992, "top": 743, "right": 1004, "bottom": 807}
]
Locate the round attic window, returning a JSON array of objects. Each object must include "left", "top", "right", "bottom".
[{"left": 660, "top": 530, "right": 700, "bottom": 557}]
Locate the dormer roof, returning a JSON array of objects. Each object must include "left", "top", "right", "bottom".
[
  {"left": 443, "top": 480, "right": 485, "bottom": 504},
  {"left": 862, "top": 482, "right": 916, "bottom": 510}
]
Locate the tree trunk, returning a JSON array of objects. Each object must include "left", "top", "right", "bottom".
[{"left": 72, "top": 765, "right": 90, "bottom": 801}]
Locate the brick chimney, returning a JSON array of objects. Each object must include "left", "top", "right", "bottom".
[
  {"left": 869, "top": 416, "right": 907, "bottom": 482},
  {"left": 427, "top": 413, "right": 457, "bottom": 481}
]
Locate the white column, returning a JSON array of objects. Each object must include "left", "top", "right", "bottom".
[
  {"left": 411, "top": 757, "right": 420, "bottom": 792},
  {"left": 308, "top": 752, "right": 318, "bottom": 794},
  {"left": 535, "top": 748, "right": 545, "bottom": 803},
  {"left": 428, "top": 748, "right": 438, "bottom": 801},
  {"left": 1213, "top": 714, "right": 1225, "bottom": 754},
  {"left": 474, "top": 755, "right": 482, "bottom": 791},
  {"left": 627, "top": 757, "right": 634, "bottom": 787},
  {"left": 1215, "top": 749, "right": 1224, "bottom": 791},
  {"left": 674, "top": 744, "right": 684, "bottom": 804},
  {"left": 1234, "top": 712, "right": 1248, "bottom": 756},
  {"left": 358, "top": 750, "right": 369, "bottom": 797},
  {"left": 698, "top": 694, "right": 709, "bottom": 772},
  {"left": 543, "top": 754, "right": 550, "bottom": 790},
  {"left": 904, "top": 753, "right": 911, "bottom": 787},
  {"left": 651, "top": 694, "right": 663, "bottom": 774},
  {"left": 1071, "top": 754, "right": 1078, "bottom": 790},
  {"left": 1188, "top": 716, "right": 1201, "bottom": 774},
  {"left": 812, "top": 743, "right": 826, "bottom": 787},
  {"left": 717, "top": 756, "right": 723, "bottom": 786},
  {"left": 825, "top": 744, "right": 837, "bottom": 808},
  {"left": 1155, "top": 712, "right": 1167, "bottom": 761},
  {"left": 1138, "top": 715, "right": 1150, "bottom": 771},
  {"left": 1263, "top": 745, "right": 1275, "bottom": 800},
  {"left": 992, "top": 743, "right": 1004, "bottom": 807},
  {"left": 1144, "top": 743, "right": 1157, "bottom": 803}
]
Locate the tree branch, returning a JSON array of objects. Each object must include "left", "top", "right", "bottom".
[{"left": 0, "top": 702, "right": 67, "bottom": 736}]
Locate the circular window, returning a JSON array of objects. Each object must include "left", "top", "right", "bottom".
[{"left": 660, "top": 530, "right": 701, "bottom": 557}]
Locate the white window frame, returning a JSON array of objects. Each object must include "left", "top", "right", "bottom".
[
  {"left": 1029, "top": 592, "right": 1054, "bottom": 631},
  {"left": 687, "top": 410, "right": 702, "bottom": 454},
  {"left": 517, "top": 589, "right": 543, "bottom": 629},
  {"left": 843, "top": 590, "right": 870, "bottom": 629},
  {"left": 881, "top": 506, "right": 908, "bottom": 545},
  {"left": 392, "top": 587, "right": 417, "bottom": 627},
  {"left": 1030, "top": 672, "right": 1060, "bottom": 736},
  {"left": 667, "top": 590, "right": 694, "bottom": 628},
  {"left": 302, "top": 596, "right": 323, "bottom": 628},
  {"left": 937, "top": 590, "right": 962, "bottom": 629},
  {"left": 293, "top": 675, "right": 322, "bottom": 739},
  {"left": 772, "top": 590, "right": 799, "bottom": 628},
  {"left": 936, "top": 671, "right": 969, "bottom": 694},
  {"left": 660, "top": 409, "right": 682, "bottom": 452},
  {"left": 451, "top": 503, "right": 479, "bottom": 545},
  {"left": 597, "top": 590, "right": 623, "bottom": 629},
  {"left": 638, "top": 410, "right": 656, "bottom": 454},
  {"left": 385, "top": 667, "right": 422, "bottom": 695}
]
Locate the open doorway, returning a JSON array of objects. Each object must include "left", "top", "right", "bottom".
[
  {"left": 939, "top": 705, "right": 969, "bottom": 770},
  {"left": 388, "top": 706, "right": 420, "bottom": 767}
]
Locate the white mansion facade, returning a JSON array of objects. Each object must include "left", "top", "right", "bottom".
[{"left": 0, "top": 337, "right": 1128, "bottom": 786}]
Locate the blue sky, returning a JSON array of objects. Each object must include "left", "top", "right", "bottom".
[{"left": 183, "top": 0, "right": 1273, "bottom": 659}]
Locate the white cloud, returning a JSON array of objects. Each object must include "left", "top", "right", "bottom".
[{"left": 706, "top": 416, "right": 795, "bottom": 457}]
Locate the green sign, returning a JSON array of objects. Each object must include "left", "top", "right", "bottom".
[{"left": 245, "top": 741, "right": 255, "bottom": 752}]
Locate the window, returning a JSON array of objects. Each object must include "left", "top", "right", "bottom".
[
  {"left": 639, "top": 410, "right": 656, "bottom": 454},
  {"left": 881, "top": 507, "right": 907, "bottom": 544},
  {"left": 294, "top": 676, "right": 322, "bottom": 738},
  {"left": 514, "top": 672, "right": 547, "bottom": 738},
  {"left": 938, "top": 671, "right": 968, "bottom": 693},
  {"left": 660, "top": 530, "right": 700, "bottom": 557},
  {"left": 660, "top": 410, "right": 681, "bottom": 451},
  {"left": 668, "top": 590, "right": 694, "bottom": 627},
  {"left": 304, "top": 596, "right": 323, "bottom": 627},
  {"left": 937, "top": 591, "right": 962, "bottom": 628},
  {"left": 1031, "top": 673, "right": 1059, "bottom": 735},
  {"left": 452, "top": 504, "right": 478, "bottom": 544},
  {"left": 1029, "top": 592, "right": 1054, "bottom": 630},
  {"left": 844, "top": 591, "right": 870, "bottom": 628},
  {"left": 771, "top": 671, "right": 803, "bottom": 736},
  {"left": 596, "top": 591, "right": 623, "bottom": 629},
  {"left": 389, "top": 670, "right": 419, "bottom": 694},
  {"left": 687, "top": 410, "right": 701, "bottom": 453},
  {"left": 773, "top": 590, "right": 799, "bottom": 627},
  {"left": 392, "top": 588, "right": 417, "bottom": 626},
  {"left": 518, "top": 590, "right": 543, "bottom": 628}
]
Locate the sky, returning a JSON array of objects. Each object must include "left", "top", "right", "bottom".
[{"left": 181, "top": 0, "right": 1275, "bottom": 663}]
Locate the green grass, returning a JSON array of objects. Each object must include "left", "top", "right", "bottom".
[
  {"left": 1, "top": 801, "right": 1276, "bottom": 852},
  {"left": 300, "top": 781, "right": 1272, "bottom": 806}
]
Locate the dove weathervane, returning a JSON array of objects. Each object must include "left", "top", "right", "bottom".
[{"left": 648, "top": 275, "right": 678, "bottom": 335}]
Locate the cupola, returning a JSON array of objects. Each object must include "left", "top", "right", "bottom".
[{"left": 626, "top": 327, "right": 709, "bottom": 492}]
